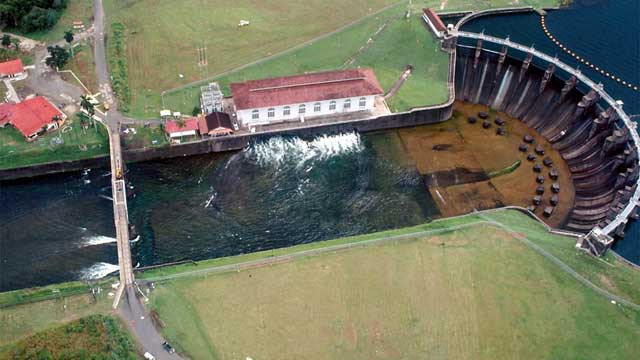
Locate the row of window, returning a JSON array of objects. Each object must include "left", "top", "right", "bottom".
[{"left": 251, "top": 97, "right": 368, "bottom": 120}]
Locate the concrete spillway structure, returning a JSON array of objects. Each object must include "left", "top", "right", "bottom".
[{"left": 449, "top": 29, "right": 639, "bottom": 255}]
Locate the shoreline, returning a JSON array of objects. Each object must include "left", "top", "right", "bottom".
[{"left": 0, "top": 207, "right": 570, "bottom": 304}]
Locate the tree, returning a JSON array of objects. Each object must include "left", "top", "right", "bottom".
[
  {"left": 45, "top": 45, "right": 70, "bottom": 69},
  {"left": 1, "top": 34, "right": 11, "bottom": 49},
  {"left": 64, "top": 30, "right": 74, "bottom": 56},
  {"left": 64, "top": 30, "right": 74, "bottom": 44},
  {"left": 11, "top": 38, "right": 21, "bottom": 51},
  {"left": 192, "top": 106, "right": 200, "bottom": 116},
  {"left": 80, "top": 95, "right": 95, "bottom": 117}
]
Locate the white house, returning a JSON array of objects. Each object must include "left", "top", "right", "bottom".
[{"left": 230, "top": 68, "right": 384, "bottom": 128}]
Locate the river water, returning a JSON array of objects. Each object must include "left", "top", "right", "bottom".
[{"left": 1, "top": 0, "right": 638, "bottom": 291}]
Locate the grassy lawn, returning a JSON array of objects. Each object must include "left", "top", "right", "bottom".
[
  {"left": 147, "top": 209, "right": 640, "bottom": 359},
  {"left": 164, "top": 12, "right": 449, "bottom": 116},
  {"left": 6, "top": 0, "right": 94, "bottom": 43},
  {"left": 121, "top": 123, "right": 168, "bottom": 150},
  {"left": 0, "top": 114, "right": 109, "bottom": 170},
  {"left": 61, "top": 44, "right": 98, "bottom": 93},
  {"left": 0, "top": 286, "right": 113, "bottom": 347},
  {"left": 0, "top": 315, "right": 137, "bottom": 359}
]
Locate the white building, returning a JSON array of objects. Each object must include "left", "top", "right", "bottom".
[
  {"left": 230, "top": 68, "right": 384, "bottom": 128},
  {"left": 200, "top": 82, "right": 224, "bottom": 114}
]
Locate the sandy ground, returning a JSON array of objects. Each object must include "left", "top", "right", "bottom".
[{"left": 394, "top": 101, "right": 575, "bottom": 228}]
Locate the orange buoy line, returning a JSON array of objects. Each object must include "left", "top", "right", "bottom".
[{"left": 540, "top": 15, "right": 640, "bottom": 92}]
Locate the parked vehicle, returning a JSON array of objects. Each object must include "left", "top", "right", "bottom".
[
  {"left": 143, "top": 352, "right": 155, "bottom": 360},
  {"left": 163, "top": 341, "right": 176, "bottom": 354}
]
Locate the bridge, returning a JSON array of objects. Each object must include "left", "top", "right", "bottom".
[
  {"left": 452, "top": 29, "right": 640, "bottom": 239},
  {"left": 106, "top": 124, "right": 134, "bottom": 305}
]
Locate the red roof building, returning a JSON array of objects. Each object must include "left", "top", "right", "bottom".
[
  {"left": 165, "top": 117, "right": 200, "bottom": 139},
  {"left": 0, "top": 59, "right": 24, "bottom": 78},
  {"left": 422, "top": 8, "right": 447, "bottom": 37},
  {"left": 0, "top": 96, "right": 66, "bottom": 140},
  {"left": 231, "top": 68, "right": 383, "bottom": 110},
  {"left": 0, "top": 102, "right": 14, "bottom": 127},
  {"left": 230, "top": 68, "right": 384, "bottom": 127}
]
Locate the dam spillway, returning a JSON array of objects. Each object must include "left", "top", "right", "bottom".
[{"left": 453, "top": 39, "right": 639, "bottom": 243}]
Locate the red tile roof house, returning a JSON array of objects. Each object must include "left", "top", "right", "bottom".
[
  {"left": 0, "top": 59, "right": 25, "bottom": 79},
  {"left": 230, "top": 68, "right": 384, "bottom": 129},
  {"left": 164, "top": 117, "right": 200, "bottom": 144},
  {"left": 422, "top": 8, "right": 447, "bottom": 38},
  {"left": 0, "top": 96, "right": 67, "bottom": 141}
]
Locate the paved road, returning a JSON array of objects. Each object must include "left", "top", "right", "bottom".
[
  {"left": 91, "top": 1, "right": 183, "bottom": 358},
  {"left": 119, "top": 287, "right": 182, "bottom": 360}
]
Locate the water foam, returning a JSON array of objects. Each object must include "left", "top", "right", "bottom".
[
  {"left": 80, "top": 262, "right": 119, "bottom": 280},
  {"left": 246, "top": 133, "right": 363, "bottom": 168},
  {"left": 80, "top": 235, "right": 117, "bottom": 247}
]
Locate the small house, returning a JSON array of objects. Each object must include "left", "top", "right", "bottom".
[
  {"left": 0, "top": 96, "right": 67, "bottom": 141},
  {"left": 0, "top": 59, "right": 24, "bottom": 79},
  {"left": 198, "top": 112, "right": 233, "bottom": 137},
  {"left": 165, "top": 117, "right": 200, "bottom": 143}
]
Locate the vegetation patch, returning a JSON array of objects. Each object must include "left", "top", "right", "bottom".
[
  {"left": 0, "top": 114, "right": 109, "bottom": 170},
  {"left": 148, "top": 212, "right": 640, "bottom": 359},
  {"left": 61, "top": 43, "right": 98, "bottom": 92},
  {"left": 3, "top": 0, "right": 94, "bottom": 43},
  {"left": 108, "top": 22, "right": 130, "bottom": 112},
  {"left": 488, "top": 160, "right": 521, "bottom": 178},
  {"left": 0, "top": 315, "right": 137, "bottom": 359}
]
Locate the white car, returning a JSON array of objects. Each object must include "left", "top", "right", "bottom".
[{"left": 143, "top": 352, "right": 155, "bottom": 360}]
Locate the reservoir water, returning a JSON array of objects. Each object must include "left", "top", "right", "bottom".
[{"left": 1, "top": 0, "right": 639, "bottom": 291}]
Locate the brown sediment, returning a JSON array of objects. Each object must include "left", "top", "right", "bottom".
[{"left": 394, "top": 101, "right": 575, "bottom": 228}]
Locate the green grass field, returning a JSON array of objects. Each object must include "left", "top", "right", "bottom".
[
  {"left": 0, "top": 315, "right": 137, "bottom": 359},
  {"left": 0, "top": 114, "right": 109, "bottom": 170},
  {"left": 105, "top": 0, "right": 561, "bottom": 118},
  {"left": 146, "top": 209, "right": 640, "bottom": 359},
  {"left": 164, "top": 12, "right": 450, "bottom": 116}
]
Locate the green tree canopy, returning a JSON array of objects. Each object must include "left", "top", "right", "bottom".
[{"left": 45, "top": 45, "right": 70, "bottom": 69}]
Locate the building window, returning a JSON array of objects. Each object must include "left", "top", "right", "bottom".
[
  {"left": 283, "top": 106, "right": 291, "bottom": 116},
  {"left": 314, "top": 102, "right": 321, "bottom": 112},
  {"left": 252, "top": 109, "right": 259, "bottom": 119},
  {"left": 329, "top": 100, "right": 336, "bottom": 111},
  {"left": 268, "top": 108, "right": 275, "bottom": 117},
  {"left": 359, "top": 97, "right": 367, "bottom": 108},
  {"left": 343, "top": 99, "right": 351, "bottom": 110},
  {"left": 299, "top": 104, "right": 306, "bottom": 114}
]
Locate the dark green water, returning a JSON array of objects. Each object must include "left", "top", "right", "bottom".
[{"left": 1, "top": 132, "right": 438, "bottom": 291}]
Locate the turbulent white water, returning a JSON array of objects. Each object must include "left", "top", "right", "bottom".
[
  {"left": 246, "top": 133, "right": 363, "bottom": 168},
  {"left": 79, "top": 262, "right": 119, "bottom": 280},
  {"left": 80, "top": 235, "right": 117, "bottom": 247}
]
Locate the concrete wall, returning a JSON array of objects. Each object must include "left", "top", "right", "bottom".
[{"left": 0, "top": 104, "right": 452, "bottom": 181}]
